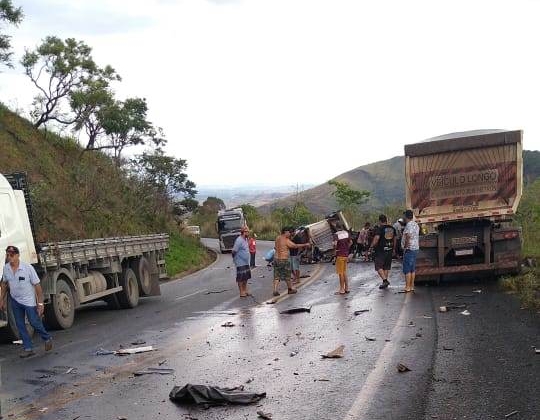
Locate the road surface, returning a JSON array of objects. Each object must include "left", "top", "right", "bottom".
[{"left": 0, "top": 239, "right": 537, "bottom": 420}]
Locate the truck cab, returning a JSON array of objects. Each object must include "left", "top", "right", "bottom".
[{"left": 216, "top": 208, "right": 246, "bottom": 253}]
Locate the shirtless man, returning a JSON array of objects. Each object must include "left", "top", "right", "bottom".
[{"left": 273, "top": 227, "right": 310, "bottom": 296}]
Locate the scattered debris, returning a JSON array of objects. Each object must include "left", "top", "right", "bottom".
[
  {"left": 96, "top": 348, "right": 115, "bottom": 356},
  {"left": 257, "top": 410, "right": 273, "bottom": 419},
  {"left": 460, "top": 310, "right": 471, "bottom": 316},
  {"left": 397, "top": 363, "right": 411, "bottom": 373},
  {"left": 12, "top": 340, "right": 22, "bottom": 345},
  {"left": 299, "top": 274, "right": 310, "bottom": 279},
  {"left": 38, "top": 408, "right": 48, "bottom": 413},
  {"left": 266, "top": 300, "right": 277, "bottom": 305},
  {"left": 282, "top": 336, "right": 290, "bottom": 346},
  {"left": 365, "top": 336, "right": 376, "bottom": 342},
  {"left": 455, "top": 294, "right": 474, "bottom": 298},
  {"left": 169, "top": 384, "right": 266, "bottom": 406},
  {"left": 158, "top": 359, "right": 167, "bottom": 366},
  {"left": 447, "top": 304, "right": 467, "bottom": 309},
  {"left": 206, "top": 289, "right": 229, "bottom": 294},
  {"left": 422, "top": 315, "right": 433, "bottom": 319},
  {"left": 505, "top": 411, "right": 519, "bottom": 418},
  {"left": 443, "top": 346, "right": 454, "bottom": 351},
  {"left": 134, "top": 367, "right": 174, "bottom": 376},
  {"left": 407, "top": 321, "right": 415, "bottom": 327},
  {"left": 534, "top": 347, "right": 540, "bottom": 354},
  {"left": 258, "top": 275, "right": 265, "bottom": 278},
  {"left": 315, "top": 378, "right": 330, "bottom": 382},
  {"left": 354, "top": 309, "right": 370, "bottom": 315},
  {"left": 246, "top": 377, "right": 254, "bottom": 384},
  {"left": 65, "top": 367, "right": 76, "bottom": 374},
  {"left": 321, "top": 345, "right": 345, "bottom": 359},
  {"left": 439, "top": 306, "right": 447, "bottom": 313},
  {"left": 116, "top": 346, "right": 155, "bottom": 355},
  {"left": 131, "top": 339, "right": 146, "bottom": 345},
  {"left": 280, "top": 306, "right": 312, "bottom": 314},
  {"left": 415, "top": 333, "right": 422, "bottom": 338},
  {"left": 472, "top": 289, "right": 482, "bottom": 293},
  {"left": 221, "top": 321, "right": 235, "bottom": 328},
  {"left": 290, "top": 351, "right": 298, "bottom": 357}
]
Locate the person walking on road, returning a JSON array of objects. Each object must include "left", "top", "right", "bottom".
[
  {"left": 402, "top": 209, "right": 420, "bottom": 292},
  {"left": 356, "top": 222, "right": 371, "bottom": 261},
  {"left": 393, "top": 218, "right": 405, "bottom": 258},
  {"left": 288, "top": 228, "right": 304, "bottom": 284},
  {"left": 248, "top": 232, "right": 257, "bottom": 268},
  {"left": 232, "top": 227, "right": 252, "bottom": 298},
  {"left": 273, "top": 227, "right": 310, "bottom": 297},
  {"left": 370, "top": 214, "right": 397, "bottom": 290},
  {"left": 0, "top": 245, "right": 53, "bottom": 358},
  {"left": 333, "top": 224, "right": 352, "bottom": 295}
]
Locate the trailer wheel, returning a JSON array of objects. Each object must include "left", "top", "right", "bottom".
[
  {"left": 117, "top": 268, "right": 139, "bottom": 309},
  {"left": 132, "top": 257, "right": 152, "bottom": 296},
  {"left": 0, "top": 297, "right": 35, "bottom": 343},
  {"left": 44, "top": 279, "right": 75, "bottom": 330}
]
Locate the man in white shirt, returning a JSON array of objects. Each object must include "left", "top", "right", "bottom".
[{"left": 401, "top": 210, "right": 420, "bottom": 292}]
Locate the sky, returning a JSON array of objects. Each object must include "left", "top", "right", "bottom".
[{"left": 1, "top": 0, "right": 540, "bottom": 188}]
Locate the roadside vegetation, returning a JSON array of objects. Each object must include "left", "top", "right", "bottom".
[
  {"left": 0, "top": 1, "right": 208, "bottom": 277},
  {"left": 502, "top": 179, "right": 540, "bottom": 309}
]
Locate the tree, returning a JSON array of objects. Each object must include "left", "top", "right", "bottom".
[
  {"left": 132, "top": 148, "right": 196, "bottom": 200},
  {"left": 0, "top": 0, "right": 23, "bottom": 68},
  {"left": 328, "top": 180, "right": 370, "bottom": 209},
  {"left": 200, "top": 197, "right": 226, "bottom": 215},
  {"left": 271, "top": 203, "right": 315, "bottom": 228},
  {"left": 100, "top": 97, "right": 165, "bottom": 164},
  {"left": 173, "top": 197, "right": 199, "bottom": 218},
  {"left": 240, "top": 204, "right": 260, "bottom": 224},
  {"left": 22, "top": 36, "right": 119, "bottom": 128}
]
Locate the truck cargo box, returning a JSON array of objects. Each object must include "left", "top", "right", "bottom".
[{"left": 404, "top": 130, "right": 523, "bottom": 224}]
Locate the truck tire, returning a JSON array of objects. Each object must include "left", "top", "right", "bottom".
[
  {"left": 131, "top": 257, "right": 152, "bottom": 296},
  {"left": 44, "top": 279, "right": 75, "bottom": 330},
  {"left": 0, "top": 297, "right": 35, "bottom": 343},
  {"left": 117, "top": 268, "right": 139, "bottom": 309}
]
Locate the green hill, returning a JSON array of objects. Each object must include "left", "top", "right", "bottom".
[{"left": 260, "top": 151, "right": 540, "bottom": 216}]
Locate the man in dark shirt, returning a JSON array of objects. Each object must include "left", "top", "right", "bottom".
[{"left": 370, "top": 214, "right": 397, "bottom": 289}]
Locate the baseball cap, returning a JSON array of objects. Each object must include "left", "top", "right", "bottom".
[{"left": 5, "top": 245, "right": 19, "bottom": 254}]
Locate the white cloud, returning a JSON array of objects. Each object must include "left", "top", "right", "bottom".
[{"left": 1, "top": 0, "right": 539, "bottom": 187}]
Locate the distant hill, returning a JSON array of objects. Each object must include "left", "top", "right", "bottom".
[{"left": 259, "top": 150, "right": 540, "bottom": 216}]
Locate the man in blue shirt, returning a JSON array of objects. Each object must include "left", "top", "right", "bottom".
[
  {"left": 0, "top": 245, "right": 52, "bottom": 357},
  {"left": 232, "top": 226, "right": 251, "bottom": 298}
]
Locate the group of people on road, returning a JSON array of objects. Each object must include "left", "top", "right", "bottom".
[{"left": 231, "top": 209, "right": 420, "bottom": 299}]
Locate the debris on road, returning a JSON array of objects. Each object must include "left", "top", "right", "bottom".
[
  {"left": 257, "top": 410, "right": 273, "bottom": 419},
  {"left": 354, "top": 309, "right": 370, "bottom": 315},
  {"left": 12, "top": 339, "right": 22, "bottom": 345},
  {"left": 221, "top": 321, "right": 235, "bottom": 327},
  {"left": 439, "top": 306, "right": 447, "bottom": 312},
  {"left": 472, "top": 289, "right": 482, "bottom": 293},
  {"left": 206, "top": 289, "right": 230, "bottom": 295},
  {"left": 131, "top": 339, "right": 146, "bottom": 345},
  {"left": 321, "top": 345, "right": 345, "bottom": 359},
  {"left": 246, "top": 377, "right": 254, "bottom": 384},
  {"left": 365, "top": 336, "right": 376, "bottom": 341},
  {"left": 460, "top": 310, "right": 471, "bottom": 316},
  {"left": 505, "top": 410, "right": 519, "bottom": 418},
  {"left": 534, "top": 347, "right": 540, "bottom": 354},
  {"left": 290, "top": 350, "right": 298, "bottom": 357},
  {"left": 422, "top": 315, "right": 433, "bottom": 319},
  {"left": 315, "top": 378, "right": 330, "bottom": 382},
  {"left": 397, "top": 363, "right": 411, "bottom": 373},
  {"left": 158, "top": 359, "right": 167, "bottom": 365},
  {"left": 280, "top": 306, "right": 312, "bottom": 314},
  {"left": 134, "top": 367, "right": 174, "bottom": 376},
  {"left": 96, "top": 348, "right": 115, "bottom": 356},
  {"left": 116, "top": 346, "right": 155, "bottom": 355},
  {"left": 65, "top": 367, "right": 76, "bottom": 374},
  {"left": 169, "top": 384, "right": 266, "bottom": 406},
  {"left": 443, "top": 346, "right": 454, "bottom": 351},
  {"left": 456, "top": 294, "right": 474, "bottom": 298}
]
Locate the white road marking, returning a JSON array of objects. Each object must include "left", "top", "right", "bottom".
[{"left": 175, "top": 290, "right": 207, "bottom": 301}]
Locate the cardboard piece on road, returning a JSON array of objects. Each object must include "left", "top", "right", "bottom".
[
  {"left": 397, "top": 363, "right": 411, "bottom": 373},
  {"left": 169, "top": 384, "right": 266, "bottom": 406},
  {"left": 321, "top": 345, "right": 345, "bottom": 359},
  {"left": 280, "top": 306, "right": 312, "bottom": 314}
]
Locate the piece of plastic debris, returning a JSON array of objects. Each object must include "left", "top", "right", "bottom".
[
  {"left": 321, "top": 345, "right": 345, "bottom": 359},
  {"left": 246, "top": 377, "right": 254, "bottom": 384},
  {"left": 257, "top": 410, "right": 273, "bottom": 419},
  {"left": 460, "top": 310, "right": 471, "bottom": 316},
  {"left": 39, "top": 408, "right": 48, "bottom": 413},
  {"left": 221, "top": 321, "right": 235, "bottom": 327},
  {"left": 443, "top": 346, "right": 454, "bottom": 351},
  {"left": 472, "top": 289, "right": 482, "bottom": 293},
  {"left": 65, "top": 367, "right": 76, "bottom": 374},
  {"left": 505, "top": 411, "right": 519, "bottom": 418},
  {"left": 365, "top": 336, "right": 376, "bottom": 342},
  {"left": 416, "top": 333, "right": 422, "bottom": 338},
  {"left": 12, "top": 340, "right": 22, "bottom": 345},
  {"left": 134, "top": 367, "right": 174, "bottom": 376},
  {"left": 397, "top": 363, "right": 411, "bottom": 373},
  {"left": 280, "top": 306, "right": 312, "bottom": 314},
  {"left": 534, "top": 348, "right": 539, "bottom": 354},
  {"left": 158, "top": 359, "right": 167, "bottom": 365},
  {"left": 439, "top": 306, "right": 447, "bottom": 312},
  {"left": 116, "top": 346, "right": 155, "bottom": 355},
  {"left": 169, "top": 384, "right": 266, "bottom": 406},
  {"left": 290, "top": 350, "right": 298, "bottom": 357},
  {"left": 354, "top": 309, "right": 370, "bottom": 315},
  {"left": 316, "top": 378, "right": 330, "bottom": 382},
  {"left": 131, "top": 339, "right": 146, "bottom": 345}
]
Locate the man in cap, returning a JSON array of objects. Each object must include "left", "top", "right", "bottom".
[
  {"left": 232, "top": 226, "right": 252, "bottom": 298},
  {"left": 402, "top": 210, "right": 420, "bottom": 292},
  {"left": 0, "top": 245, "right": 52, "bottom": 357}
]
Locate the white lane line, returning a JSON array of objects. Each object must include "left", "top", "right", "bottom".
[
  {"left": 343, "top": 293, "right": 412, "bottom": 419},
  {"left": 175, "top": 290, "right": 207, "bottom": 301}
]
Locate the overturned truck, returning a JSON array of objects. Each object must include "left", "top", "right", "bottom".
[{"left": 404, "top": 130, "right": 523, "bottom": 282}]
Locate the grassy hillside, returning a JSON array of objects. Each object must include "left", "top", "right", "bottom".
[
  {"left": 0, "top": 104, "right": 210, "bottom": 275},
  {"left": 260, "top": 151, "right": 540, "bottom": 216}
]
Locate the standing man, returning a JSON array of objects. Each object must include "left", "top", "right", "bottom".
[
  {"left": 288, "top": 228, "right": 303, "bottom": 284},
  {"left": 273, "top": 227, "right": 310, "bottom": 297},
  {"left": 333, "top": 224, "right": 352, "bottom": 295},
  {"left": 393, "top": 218, "right": 405, "bottom": 258},
  {"left": 0, "top": 245, "right": 52, "bottom": 358},
  {"left": 402, "top": 209, "right": 420, "bottom": 292},
  {"left": 232, "top": 226, "right": 251, "bottom": 298},
  {"left": 370, "top": 214, "right": 397, "bottom": 290},
  {"left": 248, "top": 232, "right": 257, "bottom": 268},
  {"left": 356, "top": 222, "right": 371, "bottom": 261}
]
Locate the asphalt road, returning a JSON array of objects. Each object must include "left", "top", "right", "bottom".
[{"left": 0, "top": 239, "right": 538, "bottom": 420}]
